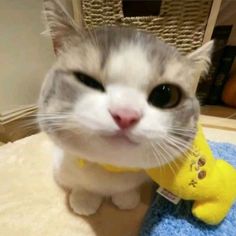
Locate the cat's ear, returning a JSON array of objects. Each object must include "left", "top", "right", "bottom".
[
  {"left": 187, "top": 40, "right": 214, "bottom": 92},
  {"left": 43, "top": 0, "right": 80, "bottom": 54},
  {"left": 187, "top": 40, "right": 214, "bottom": 75}
]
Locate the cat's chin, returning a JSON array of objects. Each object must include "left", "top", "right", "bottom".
[{"left": 101, "top": 132, "right": 139, "bottom": 146}]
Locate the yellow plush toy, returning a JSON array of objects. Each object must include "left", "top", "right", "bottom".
[
  {"left": 76, "top": 125, "right": 236, "bottom": 225},
  {"left": 146, "top": 125, "right": 236, "bottom": 225}
]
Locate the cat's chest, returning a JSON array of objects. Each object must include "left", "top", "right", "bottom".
[{"left": 54, "top": 151, "right": 148, "bottom": 195}]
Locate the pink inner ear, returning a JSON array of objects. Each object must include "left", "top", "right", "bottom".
[
  {"left": 109, "top": 108, "right": 141, "bottom": 129},
  {"left": 52, "top": 39, "right": 61, "bottom": 55}
]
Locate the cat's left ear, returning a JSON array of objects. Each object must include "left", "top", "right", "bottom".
[
  {"left": 187, "top": 40, "right": 214, "bottom": 91},
  {"left": 43, "top": 0, "right": 81, "bottom": 54}
]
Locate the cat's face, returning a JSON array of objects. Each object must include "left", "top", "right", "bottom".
[{"left": 38, "top": 0, "right": 213, "bottom": 168}]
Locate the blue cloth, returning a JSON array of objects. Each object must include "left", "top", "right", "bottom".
[{"left": 140, "top": 142, "right": 236, "bottom": 236}]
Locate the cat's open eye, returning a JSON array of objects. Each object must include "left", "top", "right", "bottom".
[
  {"left": 73, "top": 72, "right": 105, "bottom": 92},
  {"left": 148, "top": 84, "right": 182, "bottom": 109}
]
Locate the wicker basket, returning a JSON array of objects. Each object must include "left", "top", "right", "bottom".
[{"left": 81, "top": 0, "right": 213, "bottom": 53}]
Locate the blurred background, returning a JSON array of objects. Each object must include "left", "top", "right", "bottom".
[{"left": 0, "top": 0, "right": 74, "bottom": 113}]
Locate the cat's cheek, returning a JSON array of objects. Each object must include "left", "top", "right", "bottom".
[
  {"left": 73, "top": 93, "right": 116, "bottom": 132},
  {"left": 132, "top": 106, "right": 171, "bottom": 140},
  {"left": 172, "top": 98, "right": 200, "bottom": 128}
]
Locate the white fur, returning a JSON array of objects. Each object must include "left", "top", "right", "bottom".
[
  {"left": 45, "top": 39, "right": 196, "bottom": 215},
  {"left": 163, "top": 60, "right": 183, "bottom": 81},
  {"left": 72, "top": 83, "right": 173, "bottom": 168},
  {"left": 53, "top": 146, "right": 148, "bottom": 215},
  {"left": 106, "top": 42, "right": 151, "bottom": 88},
  {"left": 40, "top": 0, "right": 213, "bottom": 216}
]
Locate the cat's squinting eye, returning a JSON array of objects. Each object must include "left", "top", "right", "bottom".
[
  {"left": 73, "top": 72, "right": 105, "bottom": 92},
  {"left": 148, "top": 84, "right": 182, "bottom": 109}
]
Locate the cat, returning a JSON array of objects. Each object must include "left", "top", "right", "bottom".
[{"left": 38, "top": 0, "right": 213, "bottom": 216}]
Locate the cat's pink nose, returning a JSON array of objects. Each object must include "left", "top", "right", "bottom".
[{"left": 110, "top": 108, "right": 141, "bottom": 129}]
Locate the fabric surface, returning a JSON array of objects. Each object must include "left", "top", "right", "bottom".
[
  {"left": 1, "top": 132, "right": 235, "bottom": 236},
  {"left": 0, "top": 133, "right": 151, "bottom": 236},
  {"left": 140, "top": 142, "right": 236, "bottom": 236}
]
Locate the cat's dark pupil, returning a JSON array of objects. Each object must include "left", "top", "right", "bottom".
[
  {"left": 148, "top": 84, "right": 180, "bottom": 108},
  {"left": 73, "top": 72, "right": 105, "bottom": 92}
]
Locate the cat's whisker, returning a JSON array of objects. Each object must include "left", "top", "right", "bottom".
[
  {"left": 166, "top": 127, "right": 196, "bottom": 133},
  {"left": 169, "top": 135, "right": 195, "bottom": 141},
  {"left": 150, "top": 142, "right": 165, "bottom": 177},
  {"left": 166, "top": 135, "right": 198, "bottom": 156},
  {"left": 167, "top": 124, "right": 197, "bottom": 129},
  {"left": 36, "top": 114, "right": 71, "bottom": 118},
  {"left": 150, "top": 142, "right": 161, "bottom": 165},
  {"left": 160, "top": 140, "right": 187, "bottom": 167},
  {"left": 156, "top": 137, "right": 191, "bottom": 164},
  {"left": 151, "top": 141, "right": 177, "bottom": 176},
  {"left": 167, "top": 129, "right": 196, "bottom": 134},
  {"left": 47, "top": 124, "right": 79, "bottom": 132},
  {"left": 166, "top": 130, "right": 196, "bottom": 138},
  {"left": 166, "top": 129, "right": 196, "bottom": 138},
  {"left": 167, "top": 132, "right": 196, "bottom": 138},
  {"left": 159, "top": 146, "right": 177, "bottom": 176},
  {"left": 18, "top": 110, "right": 81, "bottom": 134},
  {"left": 36, "top": 112, "right": 74, "bottom": 118},
  {"left": 152, "top": 150, "right": 165, "bottom": 178},
  {"left": 150, "top": 146, "right": 158, "bottom": 166},
  {"left": 167, "top": 126, "right": 196, "bottom": 131},
  {"left": 159, "top": 140, "right": 181, "bottom": 171},
  {"left": 169, "top": 129, "right": 196, "bottom": 134},
  {"left": 164, "top": 135, "right": 197, "bottom": 161},
  {"left": 158, "top": 141, "right": 180, "bottom": 174},
  {"left": 165, "top": 136, "right": 190, "bottom": 151},
  {"left": 137, "top": 127, "right": 196, "bottom": 140}
]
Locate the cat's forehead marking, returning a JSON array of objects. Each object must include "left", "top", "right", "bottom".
[
  {"left": 60, "top": 43, "right": 102, "bottom": 77},
  {"left": 163, "top": 60, "right": 183, "bottom": 81},
  {"left": 105, "top": 42, "right": 151, "bottom": 88}
]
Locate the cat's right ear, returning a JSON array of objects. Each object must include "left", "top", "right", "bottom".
[
  {"left": 43, "top": 0, "right": 81, "bottom": 54},
  {"left": 186, "top": 40, "right": 214, "bottom": 92}
]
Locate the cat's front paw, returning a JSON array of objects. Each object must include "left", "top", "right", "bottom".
[
  {"left": 112, "top": 189, "right": 140, "bottom": 210},
  {"left": 69, "top": 189, "right": 103, "bottom": 216}
]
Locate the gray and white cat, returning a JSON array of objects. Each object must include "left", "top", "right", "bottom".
[{"left": 38, "top": 0, "right": 213, "bottom": 215}]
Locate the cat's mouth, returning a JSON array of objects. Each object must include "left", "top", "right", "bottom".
[{"left": 101, "top": 131, "right": 139, "bottom": 146}]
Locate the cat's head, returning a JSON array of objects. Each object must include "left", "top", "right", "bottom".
[{"left": 38, "top": 0, "right": 213, "bottom": 168}]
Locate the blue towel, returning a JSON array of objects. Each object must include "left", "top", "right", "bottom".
[{"left": 140, "top": 142, "right": 236, "bottom": 236}]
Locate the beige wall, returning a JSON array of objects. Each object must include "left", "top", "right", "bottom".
[{"left": 0, "top": 0, "right": 71, "bottom": 113}]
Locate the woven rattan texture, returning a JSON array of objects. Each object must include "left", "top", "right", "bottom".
[{"left": 82, "top": 0, "right": 213, "bottom": 53}]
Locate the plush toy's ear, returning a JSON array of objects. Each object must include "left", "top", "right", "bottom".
[
  {"left": 187, "top": 40, "right": 214, "bottom": 92},
  {"left": 43, "top": 0, "right": 79, "bottom": 54}
]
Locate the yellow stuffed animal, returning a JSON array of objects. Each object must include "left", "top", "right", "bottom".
[
  {"left": 146, "top": 125, "right": 236, "bottom": 225},
  {"left": 76, "top": 125, "right": 236, "bottom": 225}
]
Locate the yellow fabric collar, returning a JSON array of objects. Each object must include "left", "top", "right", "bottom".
[{"left": 75, "top": 159, "right": 141, "bottom": 173}]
